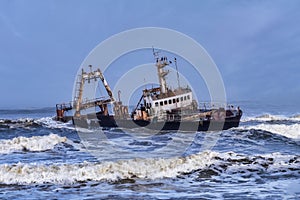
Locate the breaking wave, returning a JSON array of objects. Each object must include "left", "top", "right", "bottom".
[
  {"left": 0, "top": 134, "right": 67, "bottom": 154},
  {"left": 0, "top": 151, "right": 298, "bottom": 185},
  {"left": 0, "top": 117, "right": 75, "bottom": 130},
  {"left": 208, "top": 152, "right": 300, "bottom": 184},
  {"left": 35, "top": 117, "right": 75, "bottom": 130},
  {"left": 239, "top": 123, "right": 300, "bottom": 139},
  {"left": 242, "top": 114, "right": 300, "bottom": 123},
  {"left": 0, "top": 118, "right": 40, "bottom": 129}
]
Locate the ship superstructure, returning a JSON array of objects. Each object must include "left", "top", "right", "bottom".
[{"left": 131, "top": 51, "right": 196, "bottom": 122}]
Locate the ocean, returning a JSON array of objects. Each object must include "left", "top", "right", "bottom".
[{"left": 0, "top": 101, "right": 299, "bottom": 199}]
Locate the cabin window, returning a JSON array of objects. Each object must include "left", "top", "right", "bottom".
[
  {"left": 176, "top": 98, "right": 179, "bottom": 102},
  {"left": 164, "top": 100, "right": 168, "bottom": 105},
  {"left": 173, "top": 99, "right": 176, "bottom": 103},
  {"left": 187, "top": 95, "right": 190, "bottom": 100},
  {"left": 184, "top": 96, "right": 187, "bottom": 101},
  {"left": 160, "top": 101, "right": 163, "bottom": 106},
  {"left": 155, "top": 102, "right": 158, "bottom": 107},
  {"left": 169, "top": 99, "right": 172, "bottom": 104},
  {"left": 180, "top": 97, "right": 183, "bottom": 102}
]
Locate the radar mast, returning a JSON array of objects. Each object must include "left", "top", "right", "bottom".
[{"left": 153, "top": 48, "right": 169, "bottom": 94}]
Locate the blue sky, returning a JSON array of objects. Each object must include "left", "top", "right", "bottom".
[{"left": 0, "top": 0, "right": 299, "bottom": 108}]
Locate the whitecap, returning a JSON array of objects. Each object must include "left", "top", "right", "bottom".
[
  {"left": 35, "top": 117, "right": 75, "bottom": 130},
  {"left": 242, "top": 114, "right": 300, "bottom": 122},
  {"left": 0, "top": 151, "right": 298, "bottom": 185},
  {"left": 0, "top": 134, "right": 67, "bottom": 154},
  {"left": 291, "top": 114, "right": 300, "bottom": 119},
  {"left": 0, "top": 151, "right": 218, "bottom": 184},
  {"left": 240, "top": 123, "right": 300, "bottom": 139}
]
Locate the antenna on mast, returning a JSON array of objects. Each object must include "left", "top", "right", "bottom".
[
  {"left": 152, "top": 47, "right": 160, "bottom": 61},
  {"left": 174, "top": 57, "right": 181, "bottom": 89},
  {"left": 118, "top": 90, "right": 121, "bottom": 102}
]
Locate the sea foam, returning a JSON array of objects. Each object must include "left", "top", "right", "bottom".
[
  {"left": 242, "top": 114, "right": 300, "bottom": 122},
  {"left": 35, "top": 117, "right": 75, "bottom": 130},
  {"left": 241, "top": 123, "right": 300, "bottom": 139},
  {"left": 0, "top": 134, "right": 67, "bottom": 154},
  {"left": 0, "top": 151, "right": 298, "bottom": 185},
  {"left": 0, "top": 151, "right": 217, "bottom": 184}
]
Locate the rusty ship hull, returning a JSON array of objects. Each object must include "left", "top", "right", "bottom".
[{"left": 72, "top": 110, "right": 242, "bottom": 131}]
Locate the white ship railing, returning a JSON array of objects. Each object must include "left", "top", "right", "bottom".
[{"left": 198, "top": 102, "right": 238, "bottom": 110}]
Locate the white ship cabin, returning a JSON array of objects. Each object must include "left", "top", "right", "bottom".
[
  {"left": 143, "top": 87, "right": 193, "bottom": 113},
  {"left": 132, "top": 52, "right": 195, "bottom": 120}
]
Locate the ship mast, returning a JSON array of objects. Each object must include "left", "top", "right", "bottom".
[
  {"left": 174, "top": 57, "right": 181, "bottom": 89},
  {"left": 74, "top": 65, "right": 115, "bottom": 117},
  {"left": 153, "top": 49, "right": 169, "bottom": 94}
]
